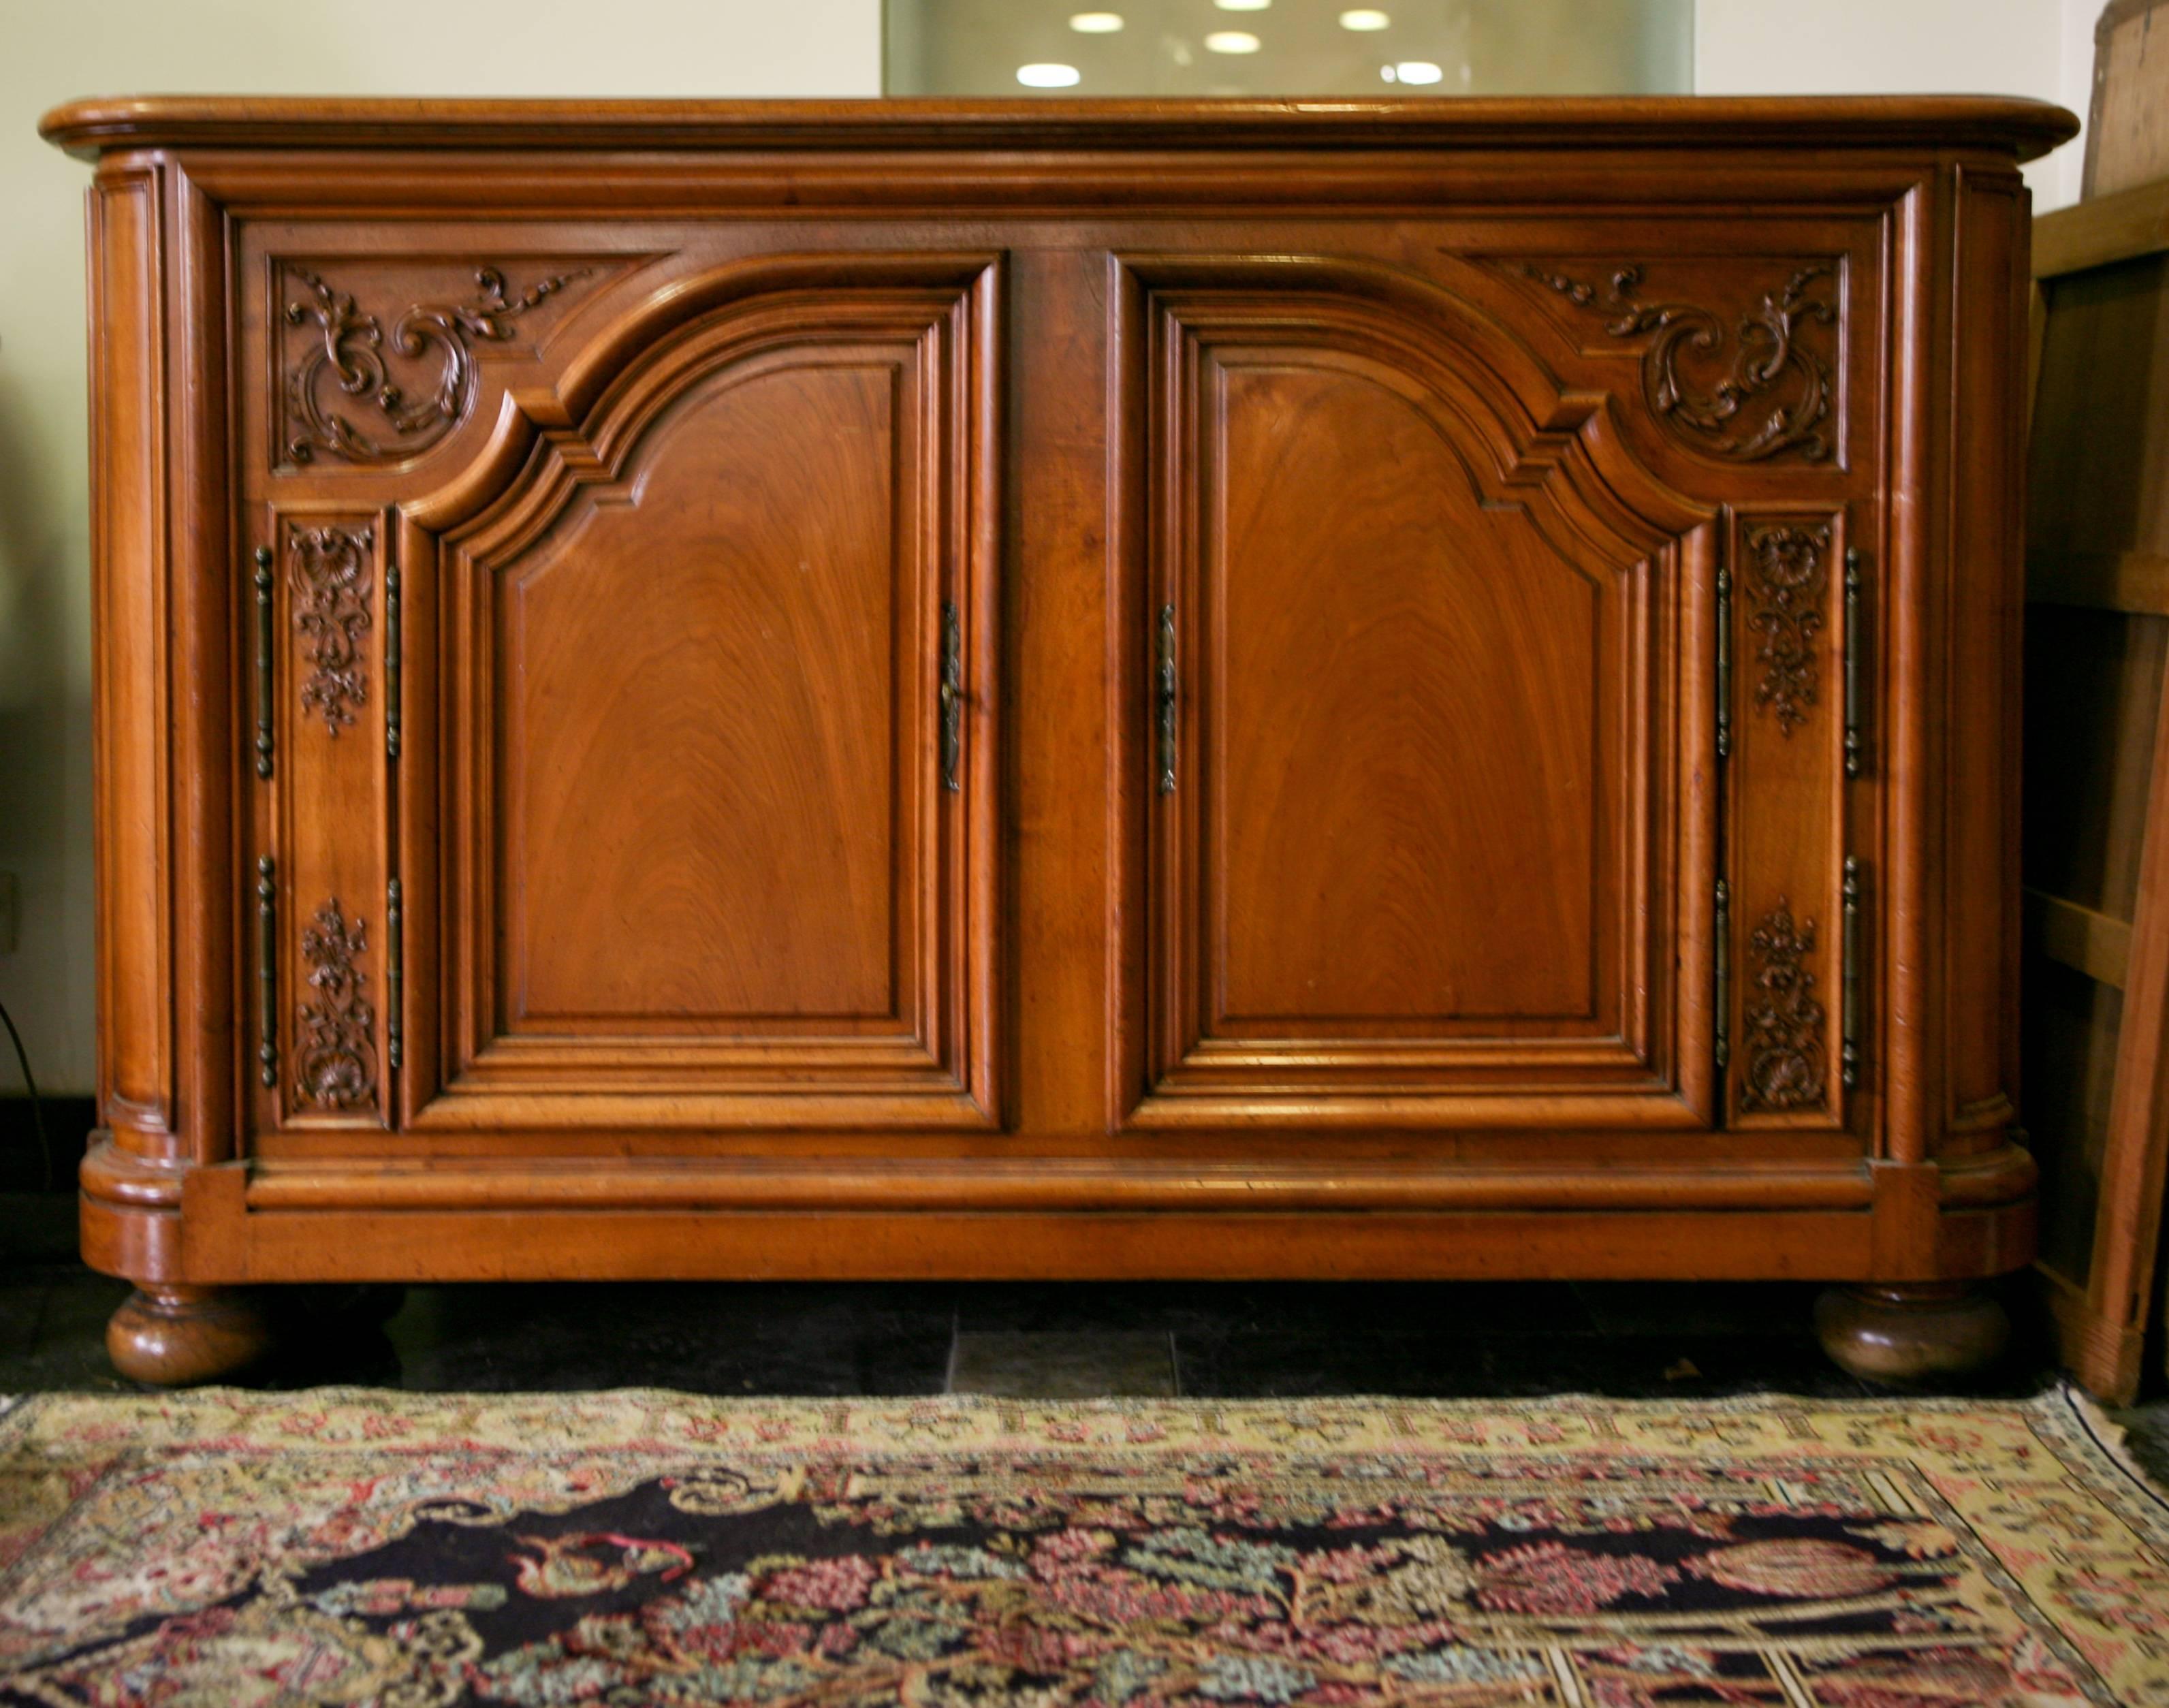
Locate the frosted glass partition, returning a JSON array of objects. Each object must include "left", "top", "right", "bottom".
[{"left": 886, "top": 0, "right": 1694, "bottom": 98}]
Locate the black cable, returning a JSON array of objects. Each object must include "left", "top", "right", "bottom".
[{"left": 0, "top": 999, "right": 52, "bottom": 1192}]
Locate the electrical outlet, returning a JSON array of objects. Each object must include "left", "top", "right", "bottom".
[{"left": 0, "top": 872, "right": 16, "bottom": 953}]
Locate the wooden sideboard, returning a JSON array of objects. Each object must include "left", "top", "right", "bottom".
[{"left": 41, "top": 95, "right": 2075, "bottom": 1385}]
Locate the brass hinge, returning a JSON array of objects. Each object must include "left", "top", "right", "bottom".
[
  {"left": 386, "top": 876, "right": 404, "bottom": 1074},
  {"left": 1843, "top": 546, "right": 1865, "bottom": 778},
  {"left": 253, "top": 545, "right": 275, "bottom": 779},
  {"left": 1715, "top": 560, "right": 1732, "bottom": 761},
  {"left": 385, "top": 543, "right": 402, "bottom": 762},
  {"left": 1156, "top": 603, "right": 1178, "bottom": 794},
  {"left": 939, "top": 601, "right": 962, "bottom": 792},
  {"left": 1714, "top": 876, "right": 1731, "bottom": 1074},
  {"left": 1841, "top": 855, "right": 1861, "bottom": 1090},
  {"left": 256, "top": 855, "right": 278, "bottom": 1088}
]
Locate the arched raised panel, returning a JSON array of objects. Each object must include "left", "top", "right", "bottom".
[
  {"left": 409, "top": 257, "right": 1002, "bottom": 1130},
  {"left": 504, "top": 358, "right": 904, "bottom": 1026},
  {"left": 1212, "top": 357, "right": 1603, "bottom": 1026},
  {"left": 1113, "top": 257, "right": 1718, "bottom": 1129}
]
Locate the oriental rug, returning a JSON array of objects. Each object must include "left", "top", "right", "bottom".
[{"left": 2, "top": 1388, "right": 2167, "bottom": 1706}]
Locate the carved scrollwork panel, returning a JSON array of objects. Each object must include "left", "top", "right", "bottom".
[
  {"left": 1742, "top": 520, "right": 1831, "bottom": 736},
  {"left": 287, "top": 522, "right": 374, "bottom": 734},
  {"left": 279, "top": 262, "right": 592, "bottom": 466},
  {"left": 1509, "top": 261, "right": 1839, "bottom": 463},
  {"left": 295, "top": 898, "right": 379, "bottom": 1111},
  {"left": 1740, "top": 900, "right": 1827, "bottom": 1112}
]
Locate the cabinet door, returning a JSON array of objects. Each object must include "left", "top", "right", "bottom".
[
  {"left": 402, "top": 258, "right": 1002, "bottom": 1131},
  {"left": 1113, "top": 258, "right": 1718, "bottom": 1129}
]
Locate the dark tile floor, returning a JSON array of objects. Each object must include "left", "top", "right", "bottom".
[{"left": 4, "top": 1190, "right": 2164, "bottom": 1481}]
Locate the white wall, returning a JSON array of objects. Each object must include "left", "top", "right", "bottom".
[
  {"left": 0, "top": 0, "right": 2096, "bottom": 1098},
  {"left": 0, "top": 0, "right": 881, "bottom": 1096},
  {"left": 1697, "top": 0, "right": 2094, "bottom": 207},
  {"left": 2056, "top": 0, "right": 2106, "bottom": 204}
]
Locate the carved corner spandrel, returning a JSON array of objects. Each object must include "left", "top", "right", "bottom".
[
  {"left": 275, "top": 260, "right": 598, "bottom": 470},
  {"left": 1493, "top": 257, "right": 1843, "bottom": 466}
]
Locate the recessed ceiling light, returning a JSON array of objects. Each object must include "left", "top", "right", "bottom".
[
  {"left": 1017, "top": 62, "right": 1083, "bottom": 86},
  {"left": 1389, "top": 59, "right": 1442, "bottom": 84},
  {"left": 1069, "top": 10, "right": 1124, "bottom": 31},
  {"left": 1205, "top": 29, "right": 1262, "bottom": 52},
  {"left": 1214, "top": 0, "right": 1271, "bottom": 9},
  {"left": 1339, "top": 7, "right": 1390, "bottom": 28}
]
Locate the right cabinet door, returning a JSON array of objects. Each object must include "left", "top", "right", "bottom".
[{"left": 1113, "top": 257, "right": 1724, "bottom": 1132}]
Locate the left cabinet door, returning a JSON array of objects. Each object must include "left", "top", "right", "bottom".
[{"left": 293, "top": 255, "right": 1006, "bottom": 1136}]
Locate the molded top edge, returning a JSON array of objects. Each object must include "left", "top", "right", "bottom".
[{"left": 39, "top": 94, "right": 2079, "bottom": 163}]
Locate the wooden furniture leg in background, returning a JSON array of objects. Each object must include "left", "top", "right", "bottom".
[
  {"left": 2024, "top": 178, "right": 2169, "bottom": 1402},
  {"left": 2048, "top": 643, "right": 2169, "bottom": 1397}
]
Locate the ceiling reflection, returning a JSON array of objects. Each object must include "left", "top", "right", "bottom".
[{"left": 886, "top": 0, "right": 1694, "bottom": 98}]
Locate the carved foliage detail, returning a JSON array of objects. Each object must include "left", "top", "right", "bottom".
[
  {"left": 281, "top": 263, "right": 590, "bottom": 465},
  {"left": 1742, "top": 521, "right": 1830, "bottom": 736},
  {"left": 288, "top": 523, "right": 374, "bottom": 733},
  {"left": 295, "top": 899, "right": 379, "bottom": 1111},
  {"left": 1741, "top": 901, "right": 1826, "bottom": 1112},
  {"left": 1517, "top": 262, "right": 1838, "bottom": 462}
]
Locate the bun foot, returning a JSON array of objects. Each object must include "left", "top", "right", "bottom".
[
  {"left": 107, "top": 1286, "right": 276, "bottom": 1386},
  {"left": 1815, "top": 1282, "right": 2010, "bottom": 1387}
]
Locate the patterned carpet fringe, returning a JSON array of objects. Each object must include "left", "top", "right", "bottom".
[{"left": 2, "top": 1385, "right": 2166, "bottom": 1705}]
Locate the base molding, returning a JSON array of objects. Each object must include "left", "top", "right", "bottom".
[
  {"left": 74, "top": 1146, "right": 2040, "bottom": 1380},
  {"left": 122, "top": 1197, "right": 2027, "bottom": 1288},
  {"left": 66, "top": 1143, "right": 2044, "bottom": 1288}
]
